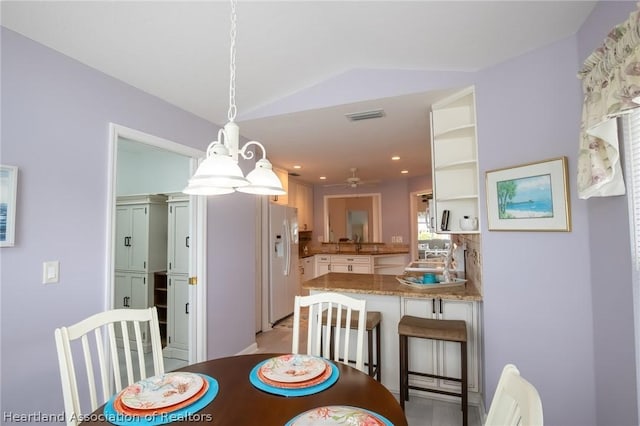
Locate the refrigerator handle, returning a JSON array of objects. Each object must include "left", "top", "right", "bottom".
[{"left": 283, "top": 218, "right": 290, "bottom": 276}]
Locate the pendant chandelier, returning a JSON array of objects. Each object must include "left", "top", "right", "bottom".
[{"left": 183, "top": 0, "right": 286, "bottom": 196}]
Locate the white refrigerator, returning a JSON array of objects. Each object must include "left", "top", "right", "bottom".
[{"left": 267, "top": 204, "right": 299, "bottom": 324}]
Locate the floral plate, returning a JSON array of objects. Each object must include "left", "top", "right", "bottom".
[
  {"left": 114, "top": 374, "right": 209, "bottom": 416},
  {"left": 286, "top": 405, "right": 392, "bottom": 426},
  {"left": 258, "top": 362, "right": 331, "bottom": 389},
  {"left": 259, "top": 354, "right": 327, "bottom": 383},
  {"left": 119, "top": 372, "right": 204, "bottom": 410}
]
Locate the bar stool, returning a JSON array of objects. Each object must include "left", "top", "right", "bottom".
[
  {"left": 325, "top": 309, "right": 382, "bottom": 380},
  {"left": 398, "top": 315, "right": 467, "bottom": 426}
]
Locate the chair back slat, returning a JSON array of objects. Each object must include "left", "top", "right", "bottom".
[
  {"left": 54, "top": 307, "right": 165, "bottom": 426},
  {"left": 106, "top": 322, "right": 122, "bottom": 392},
  {"left": 293, "top": 293, "right": 367, "bottom": 372},
  {"left": 119, "top": 320, "right": 135, "bottom": 386},
  {"left": 92, "top": 327, "right": 110, "bottom": 405},
  {"left": 79, "top": 334, "right": 98, "bottom": 410},
  {"left": 131, "top": 320, "right": 147, "bottom": 380}
]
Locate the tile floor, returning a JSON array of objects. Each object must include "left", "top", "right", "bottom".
[{"left": 256, "top": 323, "right": 483, "bottom": 426}]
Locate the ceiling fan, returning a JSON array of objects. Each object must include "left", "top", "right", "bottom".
[{"left": 324, "top": 168, "right": 379, "bottom": 188}]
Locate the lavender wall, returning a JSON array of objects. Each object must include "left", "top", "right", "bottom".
[
  {"left": 578, "top": 2, "right": 639, "bottom": 425},
  {"left": 1, "top": 27, "right": 257, "bottom": 420},
  {"left": 476, "top": 36, "right": 597, "bottom": 425}
]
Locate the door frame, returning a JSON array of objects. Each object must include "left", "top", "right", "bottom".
[
  {"left": 409, "top": 189, "right": 431, "bottom": 261},
  {"left": 106, "top": 123, "right": 207, "bottom": 363}
]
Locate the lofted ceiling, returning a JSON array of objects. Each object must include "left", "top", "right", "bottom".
[{"left": 1, "top": 1, "right": 597, "bottom": 185}]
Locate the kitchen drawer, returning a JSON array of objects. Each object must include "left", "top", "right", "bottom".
[{"left": 331, "top": 255, "right": 370, "bottom": 264}]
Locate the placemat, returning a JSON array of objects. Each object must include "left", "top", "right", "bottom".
[
  {"left": 249, "top": 358, "right": 339, "bottom": 397},
  {"left": 102, "top": 375, "right": 218, "bottom": 425}
]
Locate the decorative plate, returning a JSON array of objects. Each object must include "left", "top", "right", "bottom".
[
  {"left": 119, "top": 372, "right": 204, "bottom": 410},
  {"left": 258, "top": 362, "right": 331, "bottom": 389},
  {"left": 114, "top": 375, "right": 209, "bottom": 416},
  {"left": 259, "top": 354, "right": 327, "bottom": 383},
  {"left": 286, "top": 406, "right": 392, "bottom": 426}
]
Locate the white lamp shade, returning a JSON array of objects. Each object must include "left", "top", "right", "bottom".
[
  {"left": 188, "top": 150, "right": 249, "bottom": 189},
  {"left": 183, "top": 180, "right": 235, "bottom": 195},
  {"left": 237, "top": 159, "right": 286, "bottom": 195}
]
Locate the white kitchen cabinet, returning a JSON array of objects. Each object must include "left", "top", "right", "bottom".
[
  {"left": 114, "top": 271, "right": 155, "bottom": 351},
  {"left": 430, "top": 86, "right": 480, "bottom": 234},
  {"left": 115, "top": 195, "right": 168, "bottom": 273},
  {"left": 270, "top": 167, "right": 289, "bottom": 206},
  {"left": 287, "top": 178, "right": 313, "bottom": 231},
  {"left": 401, "top": 297, "right": 481, "bottom": 394},
  {"left": 167, "top": 194, "right": 189, "bottom": 275},
  {"left": 314, "top": 254, "right": 374, "bottom": 275},
  {"left": 299, "top": 257, "right": 314, "bottom": 283},
  {"left": 296, "top": 181, "right": 313, "bottom": 231},
  {"left": 331, "top": 255, "right": 372, "bottom": 274},
  {"left": 315, "top": 255, "right": 331, "bottom": 277},
  {"left": 164, "top": 275, "right": 189, "bottom": 360}
]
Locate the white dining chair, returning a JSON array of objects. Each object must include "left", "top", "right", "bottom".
[
  {"left": 54, "top": 307, "right": 164, "bottom": 426},
  {"left": 485, "top": 364, "right": 543, "bottom": 426},
  {"left": 292, "top": 292, "right": 367, "bottom": 372}
]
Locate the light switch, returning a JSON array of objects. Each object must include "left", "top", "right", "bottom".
[{"left": 43, "top": 261, "right": 60, "bottom": 284}]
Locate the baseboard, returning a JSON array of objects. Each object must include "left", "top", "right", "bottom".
[{"left": 236, "top": 342, "right": 258, "bottom": 355}]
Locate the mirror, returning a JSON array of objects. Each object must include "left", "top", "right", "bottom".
[{"left": 324, "top": 194, "right": 382, "bottom": 242}]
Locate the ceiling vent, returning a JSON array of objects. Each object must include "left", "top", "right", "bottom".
[{"left": 345, "top": 109, "right": 385, "bottom": 122}]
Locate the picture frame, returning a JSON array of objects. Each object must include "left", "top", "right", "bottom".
[
  {"left": 0, "top": 165, "right": 18, "bottom": 247},
  {"left": 485, "top": 157, "right": 571, "bottom": 232}
]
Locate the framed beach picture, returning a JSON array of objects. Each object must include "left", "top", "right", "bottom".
[
  {"left": 0, "top": 165, "right": 18, "bottom": 247},
  {"left": 485, "top": 157, "right": 571, "bottom": 232}
]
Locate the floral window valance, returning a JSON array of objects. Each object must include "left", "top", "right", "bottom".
[{"left": 577, "top": 5, "right": 640, "bottom": 199}]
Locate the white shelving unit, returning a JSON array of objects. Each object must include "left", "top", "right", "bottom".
[{"left": 430, "top": 87, "right": 480, "bottom": 234}]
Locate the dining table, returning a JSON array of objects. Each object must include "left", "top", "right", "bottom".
[{"left": 86, "top": 352, "right": 408, "bottom": 425}]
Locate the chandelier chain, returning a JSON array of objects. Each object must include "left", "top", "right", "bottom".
[{"left": 228, "top": 0, "right": 237, "bottom": 122}]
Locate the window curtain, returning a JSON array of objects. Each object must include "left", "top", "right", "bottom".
[{"left": 577, "top": 5, "right": 640, "bottom": 199}]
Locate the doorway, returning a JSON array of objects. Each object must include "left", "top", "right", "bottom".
[{"left": 106, "top": 123, "right": 207, "bottom": 364}]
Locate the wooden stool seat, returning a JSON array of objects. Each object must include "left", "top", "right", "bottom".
[
  {"left": 398, "top": 315, "right": 468, "bottom": 426},
  {"left": 323, "top": 309, "right": 382, "bottom": 381},
  {"left": 398, "top": 316, "right": 466, "bottom": 342}
]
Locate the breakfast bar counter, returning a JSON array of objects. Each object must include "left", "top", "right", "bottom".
[
  {"left": 303, "top": 272, "right": 482, "bottom": 301},
  {"left": 302, "top": 272, "right": 484, "bottom": 404}
]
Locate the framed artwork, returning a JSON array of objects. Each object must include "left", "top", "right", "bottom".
[
  {"left": 485, "top": 157, "right": 571, "bottom": 232},
  {"left": 0, "top": 165, "right": 18, "bottom": 246}
]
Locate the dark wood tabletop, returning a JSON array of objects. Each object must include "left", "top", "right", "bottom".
[{"left": 88, "top": 353, "right": 408, "bottom": 425}]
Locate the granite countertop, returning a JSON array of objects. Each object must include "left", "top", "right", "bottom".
[
  {"left": 309, "top": 250, "right": 409, "bottom": 256},
  {"left": 302, "top": 272, "right": 482, "bottom": 301}
]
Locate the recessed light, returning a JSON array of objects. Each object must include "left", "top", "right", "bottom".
[
  {"left": 293, "top": 165, "right": 302, "bottom": 169},
  {"left": 391, "top": 156, "right": 400, "bottom": 161},
  {"left": 320, "top": 176, "right": 327, "bottom": 180},
  {"left": 401, "top": 170, "right": 409, "bottom": 174}
]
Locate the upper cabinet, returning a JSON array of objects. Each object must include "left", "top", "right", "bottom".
[
  {"left": 115, "top": 195, "right": 168, "bottom": 272},
  {"left": 295, "top": 181, "right": 313, "bottom": 231},
  {"left": 287, "top": 177, "right": 314, "bottom": 231},
  {"left": 270, "top": 167, "right": 289, "bottom": 206},
  {"left": 167, "top": 194, "right": 190, "bottom": 275},
  {"left": 430, "top": 86, "right": 480, "bottom": 234}
]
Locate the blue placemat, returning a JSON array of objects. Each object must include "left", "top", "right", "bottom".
[
  {"left": 102, "top": 374, "right": 218, "bottom": 425},
  {"left": 285, "top": 405, "right": 393, "bottom": 426},
  {"left": 249, "top": 358, "right": 339, "bottom": 397}
]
